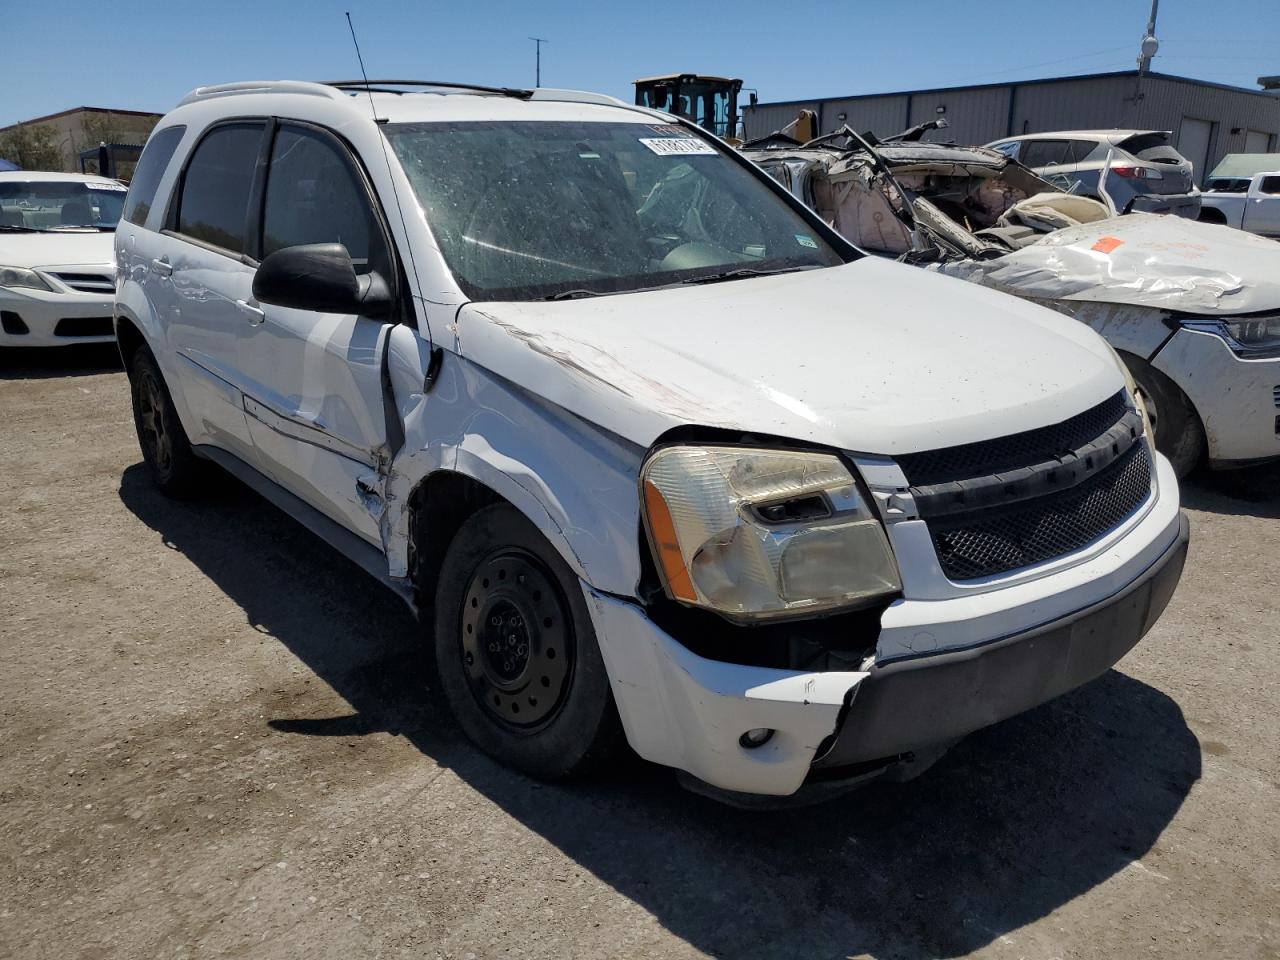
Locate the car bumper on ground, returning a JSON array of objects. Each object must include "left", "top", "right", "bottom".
[
  {"left": 584, "top": 457, "right": 1187, "bottom": 800},
  {"left": 0, "top": 287, "right": 116, "bottom": 347},
  {"left": 1153, "top": 327, "right": 1280, "bottom": 467},
  {"left": 1129, "top": 192, "right": 1202, "bottom": 219}
]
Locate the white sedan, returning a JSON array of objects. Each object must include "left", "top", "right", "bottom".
[{"left": 0, "top": 172, "right": 122, "bottom": 347}]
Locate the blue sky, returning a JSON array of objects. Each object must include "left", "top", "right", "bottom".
[{"left": 3, "top": 0, "right": 1278, "bottom": 126}]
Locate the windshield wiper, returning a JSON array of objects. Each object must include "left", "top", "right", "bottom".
[
  {"left": 541, "top": 288, "right": 600, "bottom": 301},
  {"left": 680, "top": 265, "right": 815, "bottom": 286},
  {"left": 0, "top": 224, "right": 39, "bottom": 232}
]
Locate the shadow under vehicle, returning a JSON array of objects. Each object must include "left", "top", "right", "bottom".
[{"left": 117, "top": 460, "right": 1203, "bottom": 959}]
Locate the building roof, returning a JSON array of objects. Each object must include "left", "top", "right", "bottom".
[
  {"left": 0, "top": 105, "right": 161, "bottom": 135},
  {"left": 748, "top": 70, "right": 1280, "bottom": 111}
]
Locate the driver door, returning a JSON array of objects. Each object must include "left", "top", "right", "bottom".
[{"left": 235, "top": 120, "right": 401, "bottom": 547}]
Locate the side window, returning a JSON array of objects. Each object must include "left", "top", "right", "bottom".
[
  {"left": 123, "top": 125, "right": 185, "bottom": 226},
  {"left": 1064, "top": 139, "right": 1099, "bottom": 164},
  {"left": 1258, "top": 176, "right": 1280, "bottom": 195},
  {"left": 1021, "top": 140, "right": 1070, "bottom": 168},
  {"left": 261, "top": 124, "right": 386, "bottom": 275},
  {"left": 175, "top": 123, "right": 265, "bottom": 255}
]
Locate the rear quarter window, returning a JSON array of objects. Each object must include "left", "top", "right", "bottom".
[
  {"left": 1259, "top": 176, "right": 1280, "bottom": 195},
  {"left": 122, "top": 125, "right": 185, "bottom": 227}
]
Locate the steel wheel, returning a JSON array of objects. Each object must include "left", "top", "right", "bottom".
[{"left": 459, "top": 550, "right": 574, "bottom": 731}]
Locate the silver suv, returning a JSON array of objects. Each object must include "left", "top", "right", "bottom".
[{"left": 987, "top": 130, "right": 1200, "bottom": 218}]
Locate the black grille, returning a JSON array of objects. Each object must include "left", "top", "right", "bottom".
[
  {"left": 897, "top": 391, "right": 1130, "bottom": 486},
  {"left": 54, "top": 317, "right": 113, "bottom": 337},
  {"left": 51, "top": 271, "right": 115, "bottom": 294},
  {"left": 929, "top": 443, "right": 1153, "bottom": 581}
]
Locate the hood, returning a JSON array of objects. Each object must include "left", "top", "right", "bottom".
[
  {"left": 934, "top": 214, "right": 1280, "bottom": 315},
  {"left": 0, "top": 231, "right": 116, "bottom": 270},
  {"left": 455, "top": 258, "right": 1123, "bottom": 453}
]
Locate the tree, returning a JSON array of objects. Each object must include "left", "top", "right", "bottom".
[{"left": 0, "top": 123, "right": 63, "bottom": 171}]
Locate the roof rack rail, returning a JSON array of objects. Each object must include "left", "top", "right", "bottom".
[
  {"left": 324, "top": 80, "right": 534, "bottom": 100},
  {"left": 177, "top": 80, "right": 341, "bottom": 107},
  {"left": 527, "top": 88, "right": 635, "bottom": 109}
]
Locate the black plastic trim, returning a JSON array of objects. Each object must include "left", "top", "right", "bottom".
[{"left": 813, "top": 512, "right": 1189, "bottom": 768}]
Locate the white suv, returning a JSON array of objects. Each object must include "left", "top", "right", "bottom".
[{"left": 114, "top": 80, "right": 1188, "bottom": 803}]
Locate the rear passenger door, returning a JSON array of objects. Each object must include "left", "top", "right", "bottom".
[
  {"left": 160, "top": 121, "right": 268, "bottom": 463},
  {"left": 235, "top": 120, "right": 400, "bottom": 546},
  {"left": 1021, "top": 139, "right": 1093, "bottom": 192}
]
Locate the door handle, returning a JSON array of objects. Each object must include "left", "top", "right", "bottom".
[
  {"left": 236, "top": 300, "right": 266, "bottom": 326},
  {"left": 151, "top": 257, "right": 172, "bottom": 278}
]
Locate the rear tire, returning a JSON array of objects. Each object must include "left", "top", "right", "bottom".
[
  {"left": 432, "top": 503, "right": 622, "bottom": 780},
  {"left": 127, "top": 347, "right": 204, "bottom": 497},
  {"left": 1123, "top": 353, "right": 1205, "bottom": 479}
]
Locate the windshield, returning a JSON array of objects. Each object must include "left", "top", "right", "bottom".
[
  {"left": 385, "top": 120, "right": 845, "bottom": 301},
  {"left": 0, "top": 180, "right": 127, "bottom": 231}
]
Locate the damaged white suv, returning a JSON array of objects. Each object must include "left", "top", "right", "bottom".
[{"left": 114, "top": 80, "right": 1189, "bottom": 803}]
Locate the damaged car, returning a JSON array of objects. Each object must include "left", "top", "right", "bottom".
[
  {"left": 745, "top": 126, "right": 1280, "bottom": 476},
  {"left": 115, "top": 80, "right": 1186, "bottom": 804}
]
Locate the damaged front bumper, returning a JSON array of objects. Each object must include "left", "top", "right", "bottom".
[{"left": 583, "top": 472, "right": 1187, "bottom": 801}]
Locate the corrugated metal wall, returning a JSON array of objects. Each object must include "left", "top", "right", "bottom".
[{"left": 744, "top": 73, "right": 1280, "bottom": 182}]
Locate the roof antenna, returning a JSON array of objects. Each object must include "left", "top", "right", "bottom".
[{"left": 343, "top": 11, "right": 439, "bottom": 380}]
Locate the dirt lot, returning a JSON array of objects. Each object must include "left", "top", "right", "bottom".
[{"left": 1, "top": 345, "right": 1277, "bottom": 960}]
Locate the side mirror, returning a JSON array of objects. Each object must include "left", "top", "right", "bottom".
[{"left": 252, "top": 243, "right": 392, "bottom": 318}]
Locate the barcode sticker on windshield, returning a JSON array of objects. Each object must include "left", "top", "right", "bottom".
[{"left": 639, "top": 137, "right": 717, "bottom": 157}]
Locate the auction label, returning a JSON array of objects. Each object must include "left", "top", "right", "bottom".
[{"left": 639, "top": 137, "right": 718, "bottom": 157}]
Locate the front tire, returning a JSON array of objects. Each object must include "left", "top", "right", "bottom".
[
  {"left": 127, "top": 347, "right": 203, "bottom": 496},
  {"left": 1124, "top": 353, "right": 1205, "bottom": 478},
  {"left": 432, "top": 503, "right": 622, "bottom": 780}
]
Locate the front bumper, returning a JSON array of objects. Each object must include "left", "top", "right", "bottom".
[
  {"left": 1152, "top": 327, "right": 1280, "bottom": 467},
  {"left": 815, "top": 512, "right": 1188, "bottom": 769},
  {"left": 1129, "top": 192, "right": 1201, "bottom": 219},
  {"left": 0, "top": 287, "right": 115, "bottom": 347},
  {"left": 585, "top": 455, "right": 1186, "bottom": 798}
]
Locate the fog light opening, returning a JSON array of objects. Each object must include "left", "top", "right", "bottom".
[{"left": 739, "top": 728, "right": 775, "bottom": 749}]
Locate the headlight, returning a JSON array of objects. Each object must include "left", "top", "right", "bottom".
[
  {"left": 641, "top": 445, "right": 901, "bottom": 621},
  {"left": 1180, "top": 315, "right": 1280, "bottom": 359},
  {"left": 0, "top": 265, "right": 53, "bottom": 292}
]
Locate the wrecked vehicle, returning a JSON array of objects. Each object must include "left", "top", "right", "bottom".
[
  {"left": 115, "top": 80, "right": 1186, "bottom": 804},
  {"left": 986, "top": 129, "right": 1200, "bottom": 219},
  {"left": 745, "top": 127, "right": 1280, "bottom": 476}
]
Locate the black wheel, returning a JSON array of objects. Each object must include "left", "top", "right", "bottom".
[
  {"left": 1123, "top": 353, "right": 1205, "bottom": 479},
  {"left": 128, "top": 347, "right": 203, "bottom": 496},
  {"left": 433, "top": 503, "right": 622, "bottom": 780}
]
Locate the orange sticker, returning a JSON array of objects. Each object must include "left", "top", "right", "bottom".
[{"left": 1092, "top": 236, "right": 1124, "bottom": 254}]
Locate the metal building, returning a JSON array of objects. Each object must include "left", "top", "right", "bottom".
[{"left": 744, "top": 70, "right": 1280, "bottom": 184}]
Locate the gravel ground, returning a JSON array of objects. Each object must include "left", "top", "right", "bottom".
[{"left": 1, "top": 345, "right": 1277, "bottom": 960}]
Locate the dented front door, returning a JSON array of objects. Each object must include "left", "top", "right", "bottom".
[
  {"left": 236, "top": 119, "right": 398, "bottom": 547},
  {"left": 238, "top": 307, "right": 391, "bottom": 546}
]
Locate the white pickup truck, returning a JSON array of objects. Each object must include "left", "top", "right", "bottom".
[{"left": 1198, "top": 154, "right": 1280, "bottom": 237}]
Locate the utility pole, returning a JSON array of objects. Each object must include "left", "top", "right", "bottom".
[
  {"left": 529, "top": 37, "right": 548, "bottom": 88},
  {"left": 1128, "top": 0, "right": 1159, "bottom": 121},
  {"left": 1137, "top": 0, "right": 1160, "bottom": 77}
]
